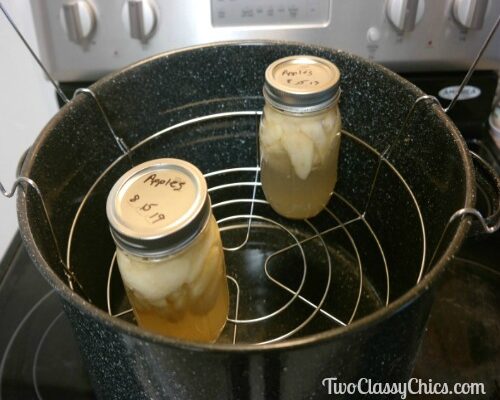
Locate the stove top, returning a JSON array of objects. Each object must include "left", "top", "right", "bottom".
[{"left": 0, "top": 235, "right": 93, "bottom": 399}]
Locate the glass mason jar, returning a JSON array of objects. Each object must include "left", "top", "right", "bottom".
[
  {"left": 260, "top": 55, "right": 342, "bottom": 219},
  {"left": 106, "top": 159, "right": 229, "bottom": 343}
]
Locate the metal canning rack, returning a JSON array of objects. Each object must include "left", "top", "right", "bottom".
[
  {"left": 0, "top": 106, "right": 466, "bottom": 345},
  {"left": 1, "top": 4, "right": 499, "bottom": 346},
  {"left": 83, "top": 110, "right": 426, "bottom": 345}
]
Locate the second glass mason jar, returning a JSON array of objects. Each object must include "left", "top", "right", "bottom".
[
  {"left": 260, "top": 55, "right": 342, "bottom": 219},
  {"left": 106, "top": 159, "right": 229, "bottom": 343}
]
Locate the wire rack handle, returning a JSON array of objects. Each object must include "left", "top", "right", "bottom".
[
  {"left": 0, "top": 177, "right": 92, "bottom": 302},
  {"left": 465, "top": 151, "right": 500, "bottom": 234},
  {"left": 400, "top": 95, "right": 500, "bottom": 236},
  {"left": 73, "top": 88, "right": 130, "bottom": 155}
]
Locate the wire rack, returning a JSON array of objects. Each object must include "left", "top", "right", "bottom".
[
  {"left": 56, "top": 108, "right": 427, "bottom": 345},
  {"left": 2, "top": 96, "right": 499, "bottom": 346},
  {"left": 2, "top": 96, "right": 498, "bottom": 346}
]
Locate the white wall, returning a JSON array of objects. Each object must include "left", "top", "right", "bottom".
[{"left": 0, "top": 0, "right": 58, "bottom": 258}]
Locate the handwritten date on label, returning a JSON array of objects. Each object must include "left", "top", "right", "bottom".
[
  {"left": 143, "top": 173, "right": 186, "bottom": 191},
  {"left": 286, "top": 79, "right": 319, "bottom": 86},
  {"left": 127, "top": 194, "right": 165, "bottom": 224},
  {"left": 149, "top": 212, "right": 165, "bottom": 224},
  {"left": 140, "top": 203, "right": 158, "bottom": 212}
]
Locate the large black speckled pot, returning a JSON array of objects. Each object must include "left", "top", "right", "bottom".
[{"left": 17, "top": 41, "right": 477, "bottom": 399}]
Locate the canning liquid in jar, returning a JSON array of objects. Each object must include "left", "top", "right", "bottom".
[
  {"left": 260, "top": 55, "right": 342, "bottom": 219},
  {"left": 106, "top": 159, "right": 229, "bottom": 343}
]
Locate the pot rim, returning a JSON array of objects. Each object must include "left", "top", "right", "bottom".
[{"left": 17, "top": 39, "right": 475, "bottom": 354}]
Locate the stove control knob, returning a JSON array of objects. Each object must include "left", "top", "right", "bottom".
[
  {"left": 60, "top": 1, "right": 96, "bottom": 44},
  {"left": 453, "top": 0, "right": 488, "bottom": 30},
  {"left": 386, "top": 0, "right": 425, "bottom": 32},
  {"left": 122, "top": 0, "right": 158, "bottom": 42}
]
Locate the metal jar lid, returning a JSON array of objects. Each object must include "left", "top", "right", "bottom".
[
  {"left": 106, "top": 158, "right": 211, "bottom": 258},
  {"left": 263, "top": 55, "right": 341, "bottom": 113}
]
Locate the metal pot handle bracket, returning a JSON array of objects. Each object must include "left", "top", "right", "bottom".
[
  {"left": 425, "top": 149, "right": 500, "bottom": 271},
  {"left": 466, "top": 151, "right": 500, "bottom": 235},
  {"left": 389, "top": 14, "right": 500, "bottom": 270},
  {"left": 381, "top": 92, "right": 500, "bottom": 272},
  {"left": 443, "top": 11, "right": 500, "bottom": 236},
  {"left": 0, "top": 174, "right": 92, "bottom": 301}
]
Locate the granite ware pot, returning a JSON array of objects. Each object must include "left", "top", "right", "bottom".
[{"left": 15, "top": 41, "right": 499, "bottom": 399}]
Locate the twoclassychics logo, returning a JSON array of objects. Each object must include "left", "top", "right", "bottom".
[{"left": 322, "top": 377, "right": 486, "bottom": 399}]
